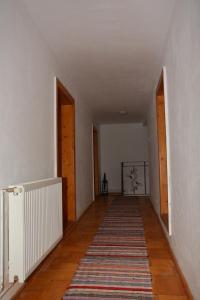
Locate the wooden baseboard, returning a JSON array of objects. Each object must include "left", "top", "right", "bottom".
[
  {"left": 108, "top": 192, "right": 122, "bottom": 196},
  {"left": 166, "top": 241, "right": 194, "bottom": 300},
  {"left": 149, "top": 199, "right": 193, "bottom": 300},
  {"left": 63, "top": 221, "right": 76, "bottom": 237},
  {"left": 8, "top": 283, "right": 24, "bottom": 300},
  {"left": 62, "top": 201, "right": 94, "bottom": 237},
  {"left": 76, "top": 202, "right": 94, "bottom": 224}
]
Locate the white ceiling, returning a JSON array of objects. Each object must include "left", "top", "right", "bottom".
[{"left": 21, "top": 0, "right": 176, "bottom": 123}]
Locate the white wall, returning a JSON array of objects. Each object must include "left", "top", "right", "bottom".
[
  {"left": 75, "top": 101, "right": 93, "bottom": 218},
  {"left": 0, "top": 0, "right": 93, "bottom": 219},
  {"left": 148, "top": 1, "right": 200, "bottom": 298},
  {"left": 100, "top": 123, "right": 148, "bottom": 193}
]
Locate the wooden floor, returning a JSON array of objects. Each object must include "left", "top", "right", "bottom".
[{"left": 14, "top": 196, "right": 189, "bottom": 300}]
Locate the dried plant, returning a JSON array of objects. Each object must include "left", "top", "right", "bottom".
[{"left": 127, "top": 166, "right": 142, "bottom": 194}]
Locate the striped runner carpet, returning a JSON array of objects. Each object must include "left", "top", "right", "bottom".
[{"left": 63, "top": 197, "right": 154, "bottom": 299}]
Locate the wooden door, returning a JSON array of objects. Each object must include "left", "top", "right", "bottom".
[
  {"left": 93, "top": 127, "right": 100, "bottom": 197},
  {"left": 156, "top": 71, "right": 169, "bottom": 230},
  {"left": 57, "top": 79, "right": 76, "bottom": 228}
]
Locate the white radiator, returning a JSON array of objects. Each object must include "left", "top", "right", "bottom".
[{"left": 8, "top": 178, "right": 63, "bottom": 283}]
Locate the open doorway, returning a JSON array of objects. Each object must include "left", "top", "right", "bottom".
[
  {"left": 93, "top": 127, "right": 100, "bottom": 198},
  {"left": 56, "top": 78, "right": 76, "bottom": 228},
  {"left": 156, "top": 70, "right": 169, "bottom": 231}
]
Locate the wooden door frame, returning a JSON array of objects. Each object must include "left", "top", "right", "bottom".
[
  {"left": 156, "top": 69, "right": 170, "bottom": 232},
  {"left": 93, "top": 126, "right": 100, "bottom": 198},
  {"left": 55, "top": 77, "right": 76, "bottom": 223}
]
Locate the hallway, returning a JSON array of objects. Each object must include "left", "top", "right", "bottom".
[
  {"left": 1, "top": 1, "right": 200, "bottom": 298},
  {"left": 14, "top": 196, "right": 188, "bottom": 300}
]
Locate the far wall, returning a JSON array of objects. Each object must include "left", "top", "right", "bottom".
[{"left": 100, "top": 123, "right": 148, "bottom": 193}]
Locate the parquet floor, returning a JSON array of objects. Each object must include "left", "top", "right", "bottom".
[{"left": 14, "top": 196, "right": 189, "bottom": 300}]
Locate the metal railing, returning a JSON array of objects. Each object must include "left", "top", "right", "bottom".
[{"left": 121, "top": 161, "right": 149, "bottom": 196}]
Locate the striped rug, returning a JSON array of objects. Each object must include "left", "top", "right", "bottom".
[{"left": 63, "top": 197, "right": 153, "bottom": 299}]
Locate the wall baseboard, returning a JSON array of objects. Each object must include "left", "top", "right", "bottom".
[
  {"left": 1, "top": 283, "right": 24, "bottom": 300},
  {"left": 108, "top": 192, "right": 122, "bottom": 196},
  {"left": 165, "top": 239, "right": 194, "bottom": 300},
  {"left": 149, "top": 198, "right": 193, "bottom": 300},
  {"left": 62, "top": 201, "right": 94, "bottom": 237},
  {"left": 76, "top": 202, "right": 94, "bottom": 224}
]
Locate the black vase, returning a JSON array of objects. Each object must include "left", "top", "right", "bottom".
[{"left": 101, "top": 173, "right": 108, "bottom": 194}]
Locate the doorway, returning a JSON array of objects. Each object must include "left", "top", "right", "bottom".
[
  {"left": 93, "top": 127, "right": 100, "bottom": 197},
  {"left": 156, "top": 71, "right": 169, "bottom": 230},
  {"left": 56, "top": 78, "right": 76, "bottom": 228}
]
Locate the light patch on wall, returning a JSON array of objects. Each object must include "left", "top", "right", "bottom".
[{"left": 162, "top": 66, "right": 172, "bottom": 236}]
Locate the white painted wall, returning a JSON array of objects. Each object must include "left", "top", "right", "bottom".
[
  {"left": 0, "top": 1, "right": 93, "bottom": 219},
  {"left": 100, "top": 123, "right": 148, "bottom": 193},
  {"left": 147, "top": 1, "right": 200, "bottom": 298},
  {"left": 75, "top": 101, "right": 93, "bottom": 218}
]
